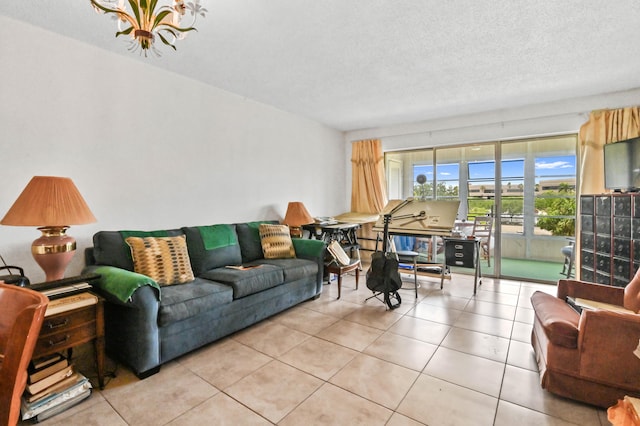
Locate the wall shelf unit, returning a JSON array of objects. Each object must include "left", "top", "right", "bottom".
[{"left": 580, "top": 193, "right": 640, "bottom": 286}]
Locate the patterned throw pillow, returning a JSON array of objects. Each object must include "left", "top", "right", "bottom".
[
  {"left": 259, "top": 224, "right": 296, "bottom": 259},
  {"left": 125, "top": 236, "right": 195, "bottom": 285}
]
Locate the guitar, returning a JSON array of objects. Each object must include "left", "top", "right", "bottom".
[{"left": 366, "top": 213, "right": 402, "bottom": 309}]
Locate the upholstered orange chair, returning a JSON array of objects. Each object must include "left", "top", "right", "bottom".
[
  {"left": 0, "top": 283, "right": 48, "bottom": 426},
  {"left": 530, "top": 270, "right": 640, "bottom": 408}
]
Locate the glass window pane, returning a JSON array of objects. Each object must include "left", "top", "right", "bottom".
[
  {"left": 469, "top": 161, "right": 495, "bottom": 180},
  {"left": 413, "top": 164, "right": 433, "bottom": 198},
  {"left": 502, "top": 159, "right": 524, "bottom": 179}
]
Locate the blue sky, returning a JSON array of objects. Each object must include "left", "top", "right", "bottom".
[{"left": 414, "top": 155, "right": 576, "bottom": 184}]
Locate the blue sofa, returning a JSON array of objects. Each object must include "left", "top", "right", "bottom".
[{"left": 83, "top": 221, "right": 325, "bottom": 378}]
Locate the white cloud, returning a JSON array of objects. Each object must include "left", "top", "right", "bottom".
[{"left": 535, "top": 161, "right": 572, "bottom": 169}]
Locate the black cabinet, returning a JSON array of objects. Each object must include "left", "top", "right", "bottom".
[
  {"left": 444, "top": 238, "right": 481, "bottom": 294},
  {"left": 580, "top": 193, "right": 639, "bottom": 287}
]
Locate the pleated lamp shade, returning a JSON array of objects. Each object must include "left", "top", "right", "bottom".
[
  {"left": 1, "top": 176, "right": 96, "bottom": 226},
  {"left": 1, "top": 176, "right": 96, "bottom": 282},
  {"left": 283, "top": 202, "right": 313, "bottom": 238},
  {"left": 283, "top": 202, "right": 313, "bottom": 227}
]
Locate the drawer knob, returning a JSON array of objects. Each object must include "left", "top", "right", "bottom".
[
  {"left": 46, "top": 318, "right": 69, "bottom": 330},
  {"left": 47, "top": 334, "right": 70, "bottom": 348}
]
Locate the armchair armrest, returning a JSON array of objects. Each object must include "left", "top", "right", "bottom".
[
  {"left": 578, "top": 309, "right": 640, "bottom": 390},
  {"left": 557, "top": 279, "right": 624, "bottom": 306}
]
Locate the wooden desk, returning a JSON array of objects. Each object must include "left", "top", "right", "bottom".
[{"left": 32, "top": 294, "right": 105, "bottom": 389}]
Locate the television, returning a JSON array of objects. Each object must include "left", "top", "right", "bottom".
[{"left": 604, "top": 137, "right": 640, "bottom": 192}]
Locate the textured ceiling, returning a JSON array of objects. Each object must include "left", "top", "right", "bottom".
[{"left": 3, "top": 1, "right": 640, "bottom": 131}]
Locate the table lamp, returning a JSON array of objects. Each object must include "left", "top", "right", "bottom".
[
  {"left": 282, "top": 201, "right": 313, "bottom": 238},
  {"left": 1, "top": 176, "right": 96, "bottom": 282}
]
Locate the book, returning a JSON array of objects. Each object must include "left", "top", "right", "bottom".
[
  {"left": 31, "top": 387, "right": 92, "bottom": 422},
  {"left": 25, "top": 364, "right": 74, "bottom": 395},
  {"left": 45, "top": 292, "right": 98, "bottom": 317},
  {"left": 28, "top": 354, "right": 68, "bottom": 384},
  {"left": 225, "top": 265, "right": 262, "bottom": 270},
  {"left": 565, "top": 296, "right": 583, "bottom": 314},
  {"left": 567, "top": 297, "right": 635, "bottom": 314},
  {"left": 327, "top": 241, "right": 351, "bottom": 266},
  {"left": 21, "top": 374, "right": 92, "bottom": 420},
  {"left": 41, "top": 281, "right": 93, "bottom": 300},
  {"left": 25, "top": 373, "right": 79, "bottom": 404},
  {"left": 30, "top": 352, "right": 65, "bottom": 371}
]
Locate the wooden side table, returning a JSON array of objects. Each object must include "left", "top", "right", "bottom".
[
  {"left": 326, "top": 260, "right": 360, "bottom": 299},
  {"left": 32, "top": 294, "right": 105, "bottom": 389}
]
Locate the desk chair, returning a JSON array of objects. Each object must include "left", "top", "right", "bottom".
[
  {"left": 472, "top": 216, "right": 493, "bottom": 267},
  {"left": 0, "top": 283, "right": 49, "bottom": 426},
  {"left": 561, "top": 241, "right": 575, "bottom": 278}
]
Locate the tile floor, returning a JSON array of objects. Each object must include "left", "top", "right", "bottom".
[{"left": 24, "top": 271, "right": 613, "bottom": 426}]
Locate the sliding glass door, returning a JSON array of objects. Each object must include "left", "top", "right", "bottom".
[
  {"left": 384, "top": 134, "right": 577, "bottom": 282},
  {"left": 499, "top": 136, "right": 576, "bottom": 281}
]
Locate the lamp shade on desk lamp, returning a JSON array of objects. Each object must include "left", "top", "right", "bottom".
[
  {"left": 282, "top": 202, "right": 313, "bottom": 237},
  {"left": 1, "top": 176, "right": 96, "bottom": 282}
]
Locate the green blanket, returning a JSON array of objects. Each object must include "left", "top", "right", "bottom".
[
  {"left": 93, "top": 266, "right": 161, "bottom": 303},
  {"left": 198, "top": 224, "right": 237, "bottom": 250}
]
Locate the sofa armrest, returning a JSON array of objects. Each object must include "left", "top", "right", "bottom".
[
  {"left": 83, "top": 265, "right": 161, "bottom": 305},
  {"left": 292, "top": 239, "right": 327, "bottom": 295},
  {"left": 578, "top": 309, "right": 640, "bottom": 390},
  {"left": 292, "top": 238, "right": 326, "bottom": 260},
  {"left": 557, "top": 279, "right": 624, "bottom": 306},
  {"left": 83, "top": 265, "right": 162, "bottom": 376}
]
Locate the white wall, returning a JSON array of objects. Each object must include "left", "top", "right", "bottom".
[{"left": 0, "top": 16, "right": 346, "bottom": 283}]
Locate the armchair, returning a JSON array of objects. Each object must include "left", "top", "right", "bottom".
[
  {"left": 530, "top": 273, "right": 640, "bottom": 408},
  {"left": 0, "top": 283, "right": 49, "bottom": 425}
]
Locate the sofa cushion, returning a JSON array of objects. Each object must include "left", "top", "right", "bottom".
[
  {"left": 93, "top": 229, "right": 184, "bottom": 271},
  {"left": 236, "top": 221, "right": 278, "bottom": 263},
  {"left": 126, "top": 236, "right": 195, "bottom": 286},
  {"left": 259, "top": 224, "right": 296, "bottom": 259},
  {"left": 531, "top": 291, "right": 580, "bottom": 348},
  {"left": 182, "top": 225, "right": 243, "bottom": 275},
  {"left": 158, "top": 278, "right": 233, "bottom": 326},
  {"left": 254, "top": 258, "right": 318, "bottom": 283},
  {"left": 199, "top": 265, "right": 284, "bottom": 299}
]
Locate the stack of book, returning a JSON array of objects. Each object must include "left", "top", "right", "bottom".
[
  {"left": 20, "top": 353, "right": 92, "bottom": 422},
  {"left": 20, "top": 290, "right": 99, "bottom": 422}
]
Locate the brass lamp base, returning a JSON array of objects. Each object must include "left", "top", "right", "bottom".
[
  {"left": 32, "top": 226, "right": 76, "bottom": 282},
  {"left": 289, "top": 226, "right": 304, "bottom": 238}
]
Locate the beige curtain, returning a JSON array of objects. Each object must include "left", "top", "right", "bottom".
[
  {"left": 579, "top": 107, "right": 640, "bottom": 194},
  {"left": 351, "top": 139, "right": 388, "bottom": 213}
]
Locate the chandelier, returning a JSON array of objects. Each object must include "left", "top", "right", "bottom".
[{"left": 90, "top": 0, "right": 207, "bottom": 56}]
